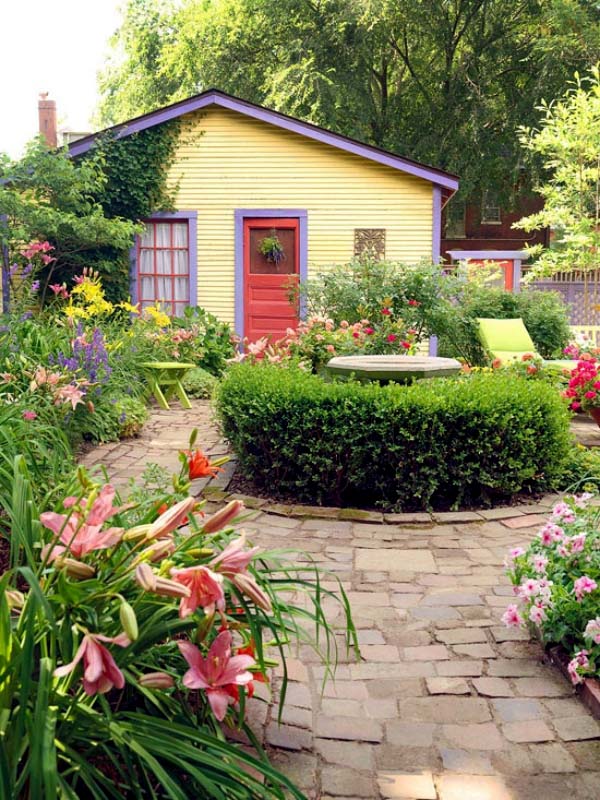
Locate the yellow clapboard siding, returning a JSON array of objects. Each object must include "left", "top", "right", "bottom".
[{"left": 167, "top": 107, "right": 434, "bottom": 327}]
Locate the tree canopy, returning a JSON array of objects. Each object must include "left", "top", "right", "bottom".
[{"left": 97, "top": 0, "right": 600, "bottom": 200}]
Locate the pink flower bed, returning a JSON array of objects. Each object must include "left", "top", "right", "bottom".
[{"left": 504, "top": 493, "right": 600, "bottom": 684}]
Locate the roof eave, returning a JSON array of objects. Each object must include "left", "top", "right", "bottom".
[{"left": 69, "top": 90, "right": 459, "bottom": 191}]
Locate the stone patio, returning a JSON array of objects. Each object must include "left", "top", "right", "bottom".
[{"left": 80, "top": 401, "right": 600, "bottom": 800}]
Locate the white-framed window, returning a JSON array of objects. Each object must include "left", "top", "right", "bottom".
[
  {"left": 481, "top": 192, "right": 502, "bottom": 224},
  {"left": 137, "top": 219, "right": 190, "bottom": 316}
]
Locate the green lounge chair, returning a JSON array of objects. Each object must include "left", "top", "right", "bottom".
[{"left": 476, "top": 318, "right": 573, "bottom": 370}]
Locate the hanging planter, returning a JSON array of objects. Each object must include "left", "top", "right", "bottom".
[{"left": 259, "top": 232, "right": 286, "bottom": 265}]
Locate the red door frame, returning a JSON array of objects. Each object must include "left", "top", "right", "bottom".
[{"left": 243, "top": 217, "right": 300, "bottom": 341}]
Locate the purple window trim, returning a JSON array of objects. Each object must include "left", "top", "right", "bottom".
[
  {"left": 234, "top": 209, "right": 308, "bottom": 338},
  {"left": 432, "top": 186, "right": 442, "bottom": 264},
  {"left": 68, "top": 90, "right": 459, "bottom": 192},
  {"left": 129, "top": 210, "right": 198, "bottom": 309}
]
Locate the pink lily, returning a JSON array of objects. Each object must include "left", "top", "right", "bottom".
[
  {"left": 210, "top": 532, "right": 260, "bottom": 576},
  {"left": 170, "top": 565, "right": 225, "bottom": 618},
  {"left": 54, "top": 632, "right": 129, "bottom": 695},
  {"left": 177, "top": 631, "right": 254, "bottom": 720},
  {"left": 40, "top": 484, "right": 123, "bottom": 561},
  {"left": 55, "top": 383, "right": 85, "bottom": 410}
]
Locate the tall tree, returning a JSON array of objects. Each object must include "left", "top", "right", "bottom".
[{"left": 97, "top": 0, "right": 600, "bottom": 198}]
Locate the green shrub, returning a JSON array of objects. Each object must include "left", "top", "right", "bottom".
[
  {"left": 437, "top": 286, "right": 571, "bottom": 364},
  {"left": 182, "top": 366, "right": 218, "bottom": 398},
  {"left": 115, "top": 395, "right": 149, "bottom": 437},
  {"left": 216, "top": 365, "right": 573, "bottom": 510}
]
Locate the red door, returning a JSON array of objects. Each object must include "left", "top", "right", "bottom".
[{"left": 243, "top": 218, "right": 300, "bottom": 342}]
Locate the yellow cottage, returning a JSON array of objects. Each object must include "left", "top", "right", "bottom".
[{"left": 69, "top": 90, "right": 458, "bottom": 341}]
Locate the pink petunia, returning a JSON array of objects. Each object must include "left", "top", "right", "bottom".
[
  {"left": 567, "top": 650, "right": 590, "bottom": 685},
  {"left": 502, "top": 604, "right": 524, "bottom": 627},
  {"left": 177, "top": 631, "right": 254, "bottom": 720},
  {"left": 574, "top": 575, "right": 598, "bottom": 602},
  {"left": 551, "top": 502, "right": 576, "bottom": 524},
  {"left": 528, "top": 604, "right": 546, "bottom": 625},
  {"left": 531, "top": 553, "right": 548, "bottom": 574},
  {"left": 584, "top": 617, "right": 600, "bottom": 645}
]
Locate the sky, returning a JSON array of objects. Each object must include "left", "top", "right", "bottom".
[{"left": 0, "top": 0, "right": 124, "bottom": 157}]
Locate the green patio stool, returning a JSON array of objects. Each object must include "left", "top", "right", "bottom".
[
  {"left": 140, "top": 362, "right": 197, "bottom": 410},
  {"left": 476, "top": 318, "right": 574, "bottom": 371}
]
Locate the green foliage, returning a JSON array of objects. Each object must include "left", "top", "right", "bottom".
[
  {"left": 89, "top": 122, "right": 182, "bottom": 220},
  {"left": 516, "top": 66, "right": 600, "bottom": 279},
  {"left": 175, "top": 306, "right": 236, "bottom": 375},
  {"left": 115, "top": 395, "right": 150, "bottom": 437},
  {"left": 436, "top": 285, "right": 571, "bottom": 364},
  {"left": 98, "top": 0, "right": 600, "bottom": 198},
  {"left": 0, "top": 139, "right": 139, "bottom": 305},
  {"left": 216, "top": 364, "right": 572, "bottom": 510},
  {"left": 560, "top": 444, "right": 600, "bottom": 492},
  {"left": 0, "top": 451, "right": 355, "bottom": 798},
  {"left": 182, "top": 366, "right": 218, "bottom": 399}
]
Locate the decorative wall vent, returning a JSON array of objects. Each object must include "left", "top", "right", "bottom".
[{"left": 354, "top": 228, "right": 386, "bottom": 260}]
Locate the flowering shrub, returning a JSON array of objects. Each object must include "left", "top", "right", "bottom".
[
  {"left": 562, "top": 356, "right": 600, "bottom": 412},
  {"left": 504, "top": 494, "right": 600, "bottom": 684},
  {"left": 564, "top": 331, "right": 600, "bottom": 360},
  {"left": 1, "top": 436, "right": 355, "bottom": 797},
  {"left": 236, "top": 310, "right": 418, "bottom": 373}
]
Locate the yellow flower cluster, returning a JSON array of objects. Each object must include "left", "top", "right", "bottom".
[
  {"left": 143, "top": 304, "right": 171, "bottom": 328},
  {"left": 64, "top": 275, "right": 140, "bottom": 320}
]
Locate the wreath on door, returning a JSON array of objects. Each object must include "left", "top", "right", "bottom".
[{"left": 259, "top": 230, "right": 286, "bottom": 265}]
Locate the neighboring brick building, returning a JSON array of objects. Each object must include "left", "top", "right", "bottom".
[{"left": 441, "top": 192, "right": 549, "bottom": 264}]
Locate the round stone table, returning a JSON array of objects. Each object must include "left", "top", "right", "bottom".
[{"left": 325, "top": 354, "right": 462, "bottom": 383}]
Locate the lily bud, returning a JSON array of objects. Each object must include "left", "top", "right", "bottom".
[
  {"left": 135, "top": 562, "right": 155, "bottom": 591},
  {"left": 185, "top": 547, "right": 214, "bottom": 558},
  {"left": 123, "top": 524, "right": 153, "bottom": 542},
  {"left": 119, "top": 600, "right": 139, "bottom": 642},
  {"left": 201, "top": 500, "right": 244, "bottom": 534},
  {"left": 139, "top": 672, "right": 175, "bottom": 690},
  {"left": 146, "top": 497, "right": 196, "bottom": 540},
  {"left": 230, "top": 572, "right": 272, "bottom": 612},
  {"left": 56, "top": 557, "right": 96, "bottom": 580},
  {"left": 6, "top": 590, "right": 25, "bottom": 610},
  {"left": 135, "top": 562, "right": 191, "bottom": 598},
  {"left": 132, "top": 538, "right": 175, "bottom": 565}
]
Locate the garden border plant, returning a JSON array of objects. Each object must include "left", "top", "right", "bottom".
[{"left": 216, "top": 364, "right": 573, "bottom": 511}]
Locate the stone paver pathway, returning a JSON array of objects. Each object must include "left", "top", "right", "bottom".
[{"left": 81, "top": 401, "right": 600, "bottom": 800}]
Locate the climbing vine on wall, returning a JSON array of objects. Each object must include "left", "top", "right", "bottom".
[{"left": 75, "top": 120, "right": 183, "bottom": 300}]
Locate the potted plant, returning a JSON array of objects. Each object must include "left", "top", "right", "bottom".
[
  {"left": 563, "top": 355, "right": 600, "bottom": 424},
  {"left": 259, "top": 232, "right": 286, "bottom": 265}
]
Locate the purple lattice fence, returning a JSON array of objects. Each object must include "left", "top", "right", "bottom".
[{"left": 530, "top": 280, "right": 600, "bottom": 325}]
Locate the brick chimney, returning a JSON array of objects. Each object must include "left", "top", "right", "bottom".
[{"left": 38, "top": 93, "right": 57, "bottom": 148}]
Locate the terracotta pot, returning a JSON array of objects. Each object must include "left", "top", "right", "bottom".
[{"left": 589, "top": 407, "right": 600, "bottom": 427}]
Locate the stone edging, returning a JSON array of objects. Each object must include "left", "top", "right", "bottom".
[
  {"left": 547, "top": 645, "right": 600, "bottom": 722},
  {"left": 203, "top": 465, "right": 560, "bottom": 524}
]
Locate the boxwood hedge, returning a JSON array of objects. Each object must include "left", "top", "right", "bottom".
[{"left": 216, "top": 365, "right": 573, "bottom": 510}]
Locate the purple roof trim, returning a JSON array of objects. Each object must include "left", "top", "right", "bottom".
[{"left": 68, "top": 89, "right": 459, "bottom": 191}]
